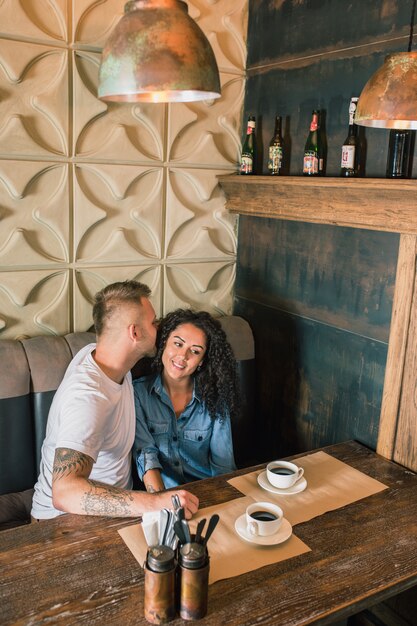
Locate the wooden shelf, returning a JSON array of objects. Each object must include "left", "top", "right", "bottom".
[{"left": 218, "top": 175, "right": 417, "bottom": 234}]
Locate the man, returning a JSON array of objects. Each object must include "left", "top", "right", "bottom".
[{"left": 31, "top": 280, "right": 199, "bottom": 520}]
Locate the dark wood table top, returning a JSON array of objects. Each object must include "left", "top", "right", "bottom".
[{"left": 1, "top": 441, "right": 416, "bottom": 626}]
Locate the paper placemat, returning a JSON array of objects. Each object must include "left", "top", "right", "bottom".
[
  {"left": 118, "top": 495, "right": 311, "bottom": 584},
  {"left": 118, "top": 452, "right": 388, "bottom": 585},
  {"left": 228, "top": 451, "right": 388, "bottom": 526}
]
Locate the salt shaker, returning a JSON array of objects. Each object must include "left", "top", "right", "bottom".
[
  {"left": 178, "top": 542, "right": 210, "bottom": 620},
  {"left": 144, "top": 545, "right": 176, "bottom": 624}
]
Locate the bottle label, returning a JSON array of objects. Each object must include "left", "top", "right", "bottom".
[
  {"left": 247, "top": 121, "right": 255, "bottom": 135},
  {"left": 341, "top": 145, "right": 355, "bottom": 169},
  {"left": 268, "top": 145, "right": 283, "bottom": 173},
  {"left": 240, "top": 154, "right": 253, "bottom": 174},
  {"left": 303, "top": 151, "right": 318, "bottom": 174}
]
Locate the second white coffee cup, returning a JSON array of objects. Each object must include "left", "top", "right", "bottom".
[
  {"left": 266, "top": 460, "right": 304, "bottom": 489},
  {"left": 246, "top": 501, "right": 283, "bottom": 537}
]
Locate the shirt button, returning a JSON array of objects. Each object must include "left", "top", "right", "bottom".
[
  {"left": 173, "top": 436, "right": 178, "bottom": 442},
  {"left": 149, "top": 428, "right": 154, "bottom": 434},
  {"left": 198, "top": 436, "right": 203, "bottom": 441}
]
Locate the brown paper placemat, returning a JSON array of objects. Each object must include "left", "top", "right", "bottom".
[
  {"left": 228, "top": 451, "right": 388, "bottom": 526},
  {"left": 118, "top": 496, "right": 311, "bottom": 584}
]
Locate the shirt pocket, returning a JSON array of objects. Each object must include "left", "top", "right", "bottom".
[
  {"left": 147, "top": 420, "right": 170, "bottom": 457},
  {"left": 182, "top": 427, "right": 211, "bottom": 461},
  {"left": 183, "top": 427, "right": 211, "bottom": 444}
]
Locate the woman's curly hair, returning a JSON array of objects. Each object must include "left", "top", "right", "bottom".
[{"left": 152, "top": 309, "right": 239, "bottom": 422}]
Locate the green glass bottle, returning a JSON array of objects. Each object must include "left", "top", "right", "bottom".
[
  {"left": 240, "top": 116, "right": 256, "bottom": 175},
  {"left": 303, "top": 110, "right": 320, "bottom": 176},
  {"left": 268, "top": 116, "right": 283, "bottom": 175}
]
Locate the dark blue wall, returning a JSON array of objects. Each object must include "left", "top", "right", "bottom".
[{"left": 234, "top": 0, "right": 407, "bottom": 461}]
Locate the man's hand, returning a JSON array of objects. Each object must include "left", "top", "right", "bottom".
[
  {"left": 171, "top": 490, "right": 199, "bottom": 519},
  {"left": 143, "top": 489, "right": 199, "bottom": 519}
]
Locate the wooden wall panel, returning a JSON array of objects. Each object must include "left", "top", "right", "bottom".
[
  {"left": 236, "top": 217, "right": 398, "bottom": 342},
  {"left": 233, "top": 297, "right": 386, "bottom": 461},
  {"left": 234, "top": 216, "right": 397, "bottom": 460},
  {"left": 394, "top": 261, "right": 417, "bottom": 471}
]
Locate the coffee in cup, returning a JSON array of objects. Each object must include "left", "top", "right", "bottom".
[
  {"left": 246, "top": 502, "right": 283, "bottom": 537},
  {"left": 266, "top": 460, "right": 304, "bottom": 489}
]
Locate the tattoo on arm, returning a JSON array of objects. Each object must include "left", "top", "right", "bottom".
[
  {"left": 53, "top": 448, "right": 92, "bottom": 481},
  {"left": 81, "top": 480, "right": 135, "bottom": 516},
  {"left": 146, "top": 484, "right": 160, "bottom": 493}
]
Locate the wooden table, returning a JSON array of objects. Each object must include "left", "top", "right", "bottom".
[{"left": 1, "top": 441, "right": 416, "bottom": 626}]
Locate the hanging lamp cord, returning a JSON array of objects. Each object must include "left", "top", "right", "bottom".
[{"left": 408, "top": 0, "right": 417, "bottom": 52}]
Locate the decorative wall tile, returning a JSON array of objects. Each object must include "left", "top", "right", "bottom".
[
  {"left": 73, "top": 50, "right": 166, "bottom": 162},
  {"left": 0, "top": 40, "right": 68, "bottom": 157},
  {"left": 164, "top": 261, "right": 236, "bottom": 315},
  {"left": 165, "top": 168, "right": 237, "bottom": 259},
  {"left": 73, "top": 0, "right": 125, "bottom": 48},
  {"left": 74, "top": 265, "right": 162, "bottom": 331},
  {"left": 0, "top": 161, "right": 69, "bottom": 265},
  {"left": 0, "top": 269, "right": 70, "bottom": 339},
  {"left": 74, "top": 164, "right": 163, "bottom": 262},
  {"left": 167, "top": 73, "right": 245, "bottom": 166},
  {"left": 0, "top": 0, "right": 67, "bottom": 42},
  {"left": 188, "top": 0, "right": 248, "bottom": 73}
]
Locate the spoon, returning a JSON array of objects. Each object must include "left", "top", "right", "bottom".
[
  {"left": 174, "top": 520, "right": 187, "bottom": 545},
  {"left": 159, "top": 508, "right": 169, "bottom": 545},
  {"left": 202, "top": 514, "right": 220, "bottom": 546},
  {"left": 195, "top": 518, "right": 206, "bottom": 544},
  {"left": 181, "top": 518, "right": 192, "bottom": 544}
]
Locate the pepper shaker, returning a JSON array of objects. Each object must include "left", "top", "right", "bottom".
[
  {"left": 178, "top": 542, "right": 210, "bottom": 620},
  {"left": 144, "top": 545, "right": 176, "bottom": 624}
]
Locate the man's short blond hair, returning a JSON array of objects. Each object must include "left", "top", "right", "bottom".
[{"left": 92, "top": 280, "right": 151, "bottom": 337}]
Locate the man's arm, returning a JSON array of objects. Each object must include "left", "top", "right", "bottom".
[{"left": 52, "top": 448, "right": 198, "bottom": 518}]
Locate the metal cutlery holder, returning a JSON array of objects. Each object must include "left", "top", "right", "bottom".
[
  {"left": 177, "top": 541, "right": 210, "bottom": 620},
  {"left": 144, "top": 546, "right": 176, "bottom": 625}
]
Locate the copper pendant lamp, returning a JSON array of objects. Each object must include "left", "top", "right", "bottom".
[
  {"left": 355, "top": 0, "right": 417, "bottom": 129},
  {"left": 98, "top": 0, "right": 221, "bottom": 104}
]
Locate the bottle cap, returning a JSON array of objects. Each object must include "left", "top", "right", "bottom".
[
  {"left": 147, "top": 545, "right": 175, "bottom": 572},
  {"left": 179, "top": 542, "right": 207, "bottom": 569}
]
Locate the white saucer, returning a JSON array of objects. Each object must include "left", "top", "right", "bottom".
[
  {"left": 234, "top": 514, "right": 292, "bottom": 546},
  {"left": 257, "top": 471, "right": 307, "bottom": 495}
]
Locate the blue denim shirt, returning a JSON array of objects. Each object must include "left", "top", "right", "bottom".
[{"left": 133, "top": 373, "right": 236, "bottom": 488}]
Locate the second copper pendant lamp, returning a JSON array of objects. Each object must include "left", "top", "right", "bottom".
[{"left": 355, "top": 0, "right": 417, "bottom": 129}]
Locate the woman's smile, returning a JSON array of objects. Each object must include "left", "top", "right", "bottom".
[{"left": 162, "top": 323, "right": 207, "bottom": 381}]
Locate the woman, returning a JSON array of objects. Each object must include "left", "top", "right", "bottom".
[{"left": 133, "top": 309, "right": 239, "bottom": 491}]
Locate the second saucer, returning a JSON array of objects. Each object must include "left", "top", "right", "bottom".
[{"left": 235, "top": 514, "right": 292, "bottom": 545}]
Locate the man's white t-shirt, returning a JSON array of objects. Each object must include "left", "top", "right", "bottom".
[{"left": 31, "top": 344, "right": 135, "bottom": 519}]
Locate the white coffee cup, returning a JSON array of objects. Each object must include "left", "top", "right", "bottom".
[
  {"left": 246, "top": 501, "right": 283, "bottom": 537},
  {"left": 266, "top": 460, "right": 304, "bottom": 489}
]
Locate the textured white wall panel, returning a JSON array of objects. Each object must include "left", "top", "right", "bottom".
[{"left": 0, "top": 0, "right": 247, "bottom": 338}]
